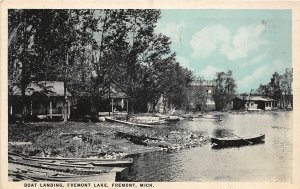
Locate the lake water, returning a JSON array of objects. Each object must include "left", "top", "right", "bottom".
[{"left": 119, "top": 111, "right": 292, "bottom": 182}]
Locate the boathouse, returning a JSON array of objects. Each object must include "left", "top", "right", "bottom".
[
  {"left": 232, "top": 96, "right": 279, "bottom": 110},
  {"left": 8, "top": 81, "right": 71, "bottom": 120}
]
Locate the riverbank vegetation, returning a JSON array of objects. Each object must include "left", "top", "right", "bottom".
[{"left": 8, "top": 121, "right": 209, "bottom": 158}]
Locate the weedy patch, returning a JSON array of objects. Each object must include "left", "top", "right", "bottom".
[{"left": 8, "top": 121, "right": 208, "bottom": 158}]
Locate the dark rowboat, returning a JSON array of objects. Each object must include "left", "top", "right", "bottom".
[
  {"left": 211, "top": 134, "right": 265, "bottom": 147},
  {"left": 165, "top": 116, "right": 180, "bottom": 122}
]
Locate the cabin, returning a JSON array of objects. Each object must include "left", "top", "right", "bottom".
[
  {"left": 70, "top": 86, "right": 129, "bottom": 118},
  {"left": 98, "top": 87, "right": 129, "bottom": 116},
  {"left": 8, "top": 81, "right": 71, "bottom": 120},
  {"left": 232, "top": 96, "right": 279, "bottom": 111}
]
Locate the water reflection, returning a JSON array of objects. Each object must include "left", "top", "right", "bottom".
[
  {"left": 213, "top": 128, "right": 234, "bottom": 138},
  {"left": 119, "top": 111, "right": 292, "bottom": 182}
]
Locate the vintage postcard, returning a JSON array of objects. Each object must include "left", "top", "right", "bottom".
[{"left": 1, "top": 0, "right": 300, "bottom": 189}]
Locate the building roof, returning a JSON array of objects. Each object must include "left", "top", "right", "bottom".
[
  {"left": 190, "top": 80, "right": 216, "bottom": 86},
  {"left": 110, "top": 91, "right": 128, "bottom": 99},
  {"left": 103, "top": 87, "right": 128, "bottom": 99},
  {"left": 234, "top": 96, "right": 277, "bottom": 102},
  {"left": 11, "top": 81, "right": 70, "bottom": 97}
]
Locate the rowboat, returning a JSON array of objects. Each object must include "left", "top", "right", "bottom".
[
  {"left": 8, "top": 153, "right": 130, "bottom": 182},
  {"left": 165, "top": 116, "right": 180, "bottom": 122},
  {"left": 9, "top": 152, "right": 133, "bottom": 167},
  {"left": 105, "top": 117, "right": 156, "bottom": 128},
  {"left": 211, "top": 134, "right": 265, "bottom": 147},
  {"left": 90, "top": 159, "right": 133, "bottom": 167},
  {"left": 9, "top": 162, "right": 118, "bottom": 182}
]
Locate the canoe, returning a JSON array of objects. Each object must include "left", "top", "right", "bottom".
[
  {"left": 91, "top": 159, "right": 133, "bottom": 167},
  {"left": 105, "top": 117, "right": 156, "bottom": 128},
  {"left": 211, "top": 134, "right": 265, "bottom": 147},
  {"left": 129, "top": 116, "right": 165, "bottom": 125}
]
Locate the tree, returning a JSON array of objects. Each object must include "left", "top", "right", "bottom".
[
  {"left": 189, "top": 76, "right": 209, "bottom": 111},
  {"left": 256, "top": 84, "right": 270, "bottom": 96},
  {"left": 160, "top": 61, "right": 192, "bottom": 112},
  {"left": 255, "top": 69, "right": 292, "bottom": 109},
  {"left": 268, "top": 72, "right": 282, "bottom": 101},
  {"left": 95, "top": 9, "right": 192, "bottom": 113},
  {"left": 8, "top": 10, "right": 45, "bottom": 123},
  {"left": 212, "top": 70, "right": 237, "bottom": 111},
  {"left": 278, "top": 68, "right": 293, "bottom": 108},
  {"left": 8, "top": 10, "right": 98, "bottom": 122},
  {"left": 9, "top": 9, "right": 195, "bottom": 118}
]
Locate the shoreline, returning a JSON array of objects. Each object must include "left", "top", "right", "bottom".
[
  {"left": 8, "top": 120, "right": 210, "bottom": 159},
  {"left": 8, "top": 109, "right": 291, "bottom": 159}
]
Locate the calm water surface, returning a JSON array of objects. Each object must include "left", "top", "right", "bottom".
[{"left": 119, "top": 111, "right": 292, "bottom": 182}]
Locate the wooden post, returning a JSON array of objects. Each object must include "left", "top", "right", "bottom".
[
  {"left": 126, "top": 99, "right": 128, "bottom": 113},
  {"left": 49, "top": 100, "right": 52, "bottom": 119},
  {"left": 68, "top": 101, "right": 70, "bottom": 118},
  {"left": 30, "top": 100, "right": 33, "bottom": 115},
  {"left": 112, "top": 99, "right": 114, "bottom": 116},
  {"left": 265, "top": 102, "right": 267, "bottom": 109},
  {"left": 63, "top": 84, "right": 68, "bottom": 122}
]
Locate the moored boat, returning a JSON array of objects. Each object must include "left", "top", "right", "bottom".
[
  {"left": 9, "top": 162, "right": 119, "bottom": 182},
  {"left": 8, "top": 152, "right": 131, "bottom": 182},
  {"left": 211, "top": 134, "right": 265, "bottom": 147},
  {"left": 9, "top": 152, "right": 133, "bottom": 167},
  {"left": 165, "top": 116, "right": 180, "bottom": 122},
  {"left": 105, "top": 117, "right": 157, "bottom": 128}
]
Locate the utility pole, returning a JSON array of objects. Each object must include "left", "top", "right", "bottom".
[{"left": 247, "top": 89, "right": 253, "bottom": 111}]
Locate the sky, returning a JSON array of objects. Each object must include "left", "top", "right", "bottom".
[{"left": 154, "top": 10, "right": 292, "bottom": 93}]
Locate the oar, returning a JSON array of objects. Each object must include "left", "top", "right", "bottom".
[{"left": 232, "top": 134, "right": 253, "bottom": 145}]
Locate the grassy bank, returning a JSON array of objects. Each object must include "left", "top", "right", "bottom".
[{"left": 8, "top": 121, "right": 209, "bottom": 158}]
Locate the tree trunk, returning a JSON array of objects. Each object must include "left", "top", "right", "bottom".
[
  {"left": 97, "top": 10, "right": 108, "bottom": 74},
  {"left": 63, "top": 52, "right": 68, "bottom": 122},
  {"left": 152, "top": 99, "right": 158, "bottom": 112},
  {"left": 21, "top": 81, "right": 26, "bottom": 124},
  {"left": 163, "top": 94, "right": 167, "bottom": 113},
  {"left": 20, "top": 13, "right": 27, "bottom": 124}
]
